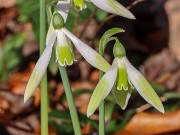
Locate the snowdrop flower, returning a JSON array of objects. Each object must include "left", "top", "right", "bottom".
[
  {"left": 24, "top": 13, "right": 110, "bottom": 102},
  {"left": 87, "top": 41, "right": 164, "bottom": 117},
  {"left": 60, "top": 0, "right": 135, "bottom": 19},
  {"left": 89, "top": 0, "right": 135, "bottom": 19}
]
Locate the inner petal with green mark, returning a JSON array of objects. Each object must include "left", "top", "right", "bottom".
[
  {"left": 117, "top": 58, "right": 128, "bottom": 90},
  {"left": 56, "top": 30, "right": 76, "bottom": 66},
  {"left": 56, "top": 45, "right": 76, "bottom": 66},
  {"left": 73, "top": 0, "right": 86, "bottom": 10}
]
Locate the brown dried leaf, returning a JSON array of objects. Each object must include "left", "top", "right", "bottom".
[
  {"left": 9, "top": 63, "right": 34, "bottom": 95},
  {"left": 114, "top": 110, "right": 180, "bottom": 135},
  {"left": 82, "top": 123, "right": 91, "bottom": 134},
  {"left": 0, "top": 7, "right": 17, "bottom": 19},
  {"left": 0, "top": 96, "right": 10, "bottom": 116},
  {"left": 89, "top": 70, "right": 99, "bottom": 83},
  {"left": 0, "top": 0, "right": 16, "bottom": 8}
]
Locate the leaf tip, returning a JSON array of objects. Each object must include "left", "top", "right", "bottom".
[
  {"left": 157, "top": 105, "right": 165, "bottom": 114},
  {"left": 87, "top": 111, "right": 93, "bottom": 118},
  {"left": 24, "top": 94, "right": 30, "bottom": 103}
]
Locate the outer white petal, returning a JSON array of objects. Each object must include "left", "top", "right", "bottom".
[
  {"left": 87, "top": 58, "right": 118, "bottom": 117},
  {"left": 123, "top": 57, "right": 164, "bottom": 113},
  {"left": 56, "top": 0, "right": 70, "bottom": 22},
  {"left": 46, "top": 21, "right": 54, "bottom": 45},
  {"left": 24, "top": 32, "right": 57, "bottom": 102},
  {"left": 62, "top": 28, "right": 110, "bottom": 72},
  {"left": 90, "top": 0, "right": 135, "bottom": 19}
]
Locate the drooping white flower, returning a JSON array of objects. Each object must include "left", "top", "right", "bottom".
[
  {"left": 89, "top": 0, "right": 135, "bottom": 19},
  {"left": 24, "top": 13, "right": 110, "bottom": 102},
  {"left": 87, "top": 41, "right": 164, "bottom": 117},
  {"left": 58, "top": 0, "right": 135, "bottom": 19}
]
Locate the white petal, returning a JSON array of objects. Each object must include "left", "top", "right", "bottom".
[
  {"left": 123, "top": 57, "right": 164, "bottom": 113},
  {"left": 56, "top": 29, "right": 71, "bottom": 47},
  {"left": 62, "top": 28, "right": 110, "bottom": 72},
  {"left": 87, "top": 58, "right": 118, "bottom": 117},
  {"left": 24, "top": 32, "right": 57, "bottom": 102},
  {"left": 90, "top": 0, "right": 135, "bottom": 19},
  {"left": 46, "top": 21, "right": 54, "bottom": 45},
  {"left": 56, "top": 0, "right": 70, "bottom": 22}
]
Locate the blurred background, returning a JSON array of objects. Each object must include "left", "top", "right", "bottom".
[{"left": 0, "top": 0, "right": 180, "bottom": 134}]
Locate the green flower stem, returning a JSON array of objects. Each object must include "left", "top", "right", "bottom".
[
  {"left": 40, "top": 0, "right": 48, "bottom": 134},
  {"left": 99, "top": 69, "right": 105, "bottom": 135},
  {"left": 99, "top": 40, "right": 105, "bottom": 135},
  {"left": 99, "top": 71, "right": 106, "bottom": 135},
  {"left": 98, "top": 28, "right": 124, "bottom": 135},
  {"left": 59, "top": 66, "right": 82, "bottom": 135}
]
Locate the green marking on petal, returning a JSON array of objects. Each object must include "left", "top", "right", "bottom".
[
  {"left": 24, "top": 70, "right": 41, "bottom": 102},
  {"left": 117, "top": 58, "right": 128, "bottom": 90},
  {"left": 73, "top": 0, "right": 86, "bottom": 10},
  {"left": 112, "top": 87, "right": 132, "bottom": 110},
  {"left": 87, "top": 77, "right": 110, "bottom": 117},
  {"left": 56, "top": 45, "right": 75, "bottom": 66},
  {"left": 55, "top": 29, "right": 76, "bottom": 66}
]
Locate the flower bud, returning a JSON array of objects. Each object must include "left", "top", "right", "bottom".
[
  {"left": 52, "top": 13, "right": 64, "bottom": 29},
  {"left": 113, "top": 41, "right": 126, "bottom": 58}
]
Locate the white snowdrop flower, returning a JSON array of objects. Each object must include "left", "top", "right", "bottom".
[
  {"left": 24, "top": 13, "right": 110, "bottom": 102},
  {"left": 87, "top": 41, "right": 164, "bottom": 117}
]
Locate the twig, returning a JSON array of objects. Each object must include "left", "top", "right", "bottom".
[
  {"left": 0, "top": 121, "right": 33, "bottom": 133},
  {"left": 127, "top": 0, "right": 144, "bottom": 10}
]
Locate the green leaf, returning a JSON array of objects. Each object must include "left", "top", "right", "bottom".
[
  {"left": 96, "top": 9, "right": 108, "bottom": 22},
  {"left": 3, "top": 33, "right": 25, "bottom": 71},
  {"left": 65, "top": 9, "right": 76, "bottom": 31},
  {"left": 150, "top": 82, "right": 165, "bottom": 93},
  {"left": 17, "top": 0, "right": 40, "bottom": 39},
  {"left": 49, "top": 110, "right": 98, "bottom": 130},
  {"left": 163, "top": 92, "right": 180, "bottom": 99},
  {"left": 0, "top": 48, "right": 4, "bottom": 78}
]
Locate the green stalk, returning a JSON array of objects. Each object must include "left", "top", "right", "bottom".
[
  {"left": 59, "top": 66, "right": 82, "bottom": 135},
  {"left": 40, "top": 0, "right": 48, "bottom": 134},
  {"left": 99, "top": 71, "right": 105, "bottom": 135}
]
